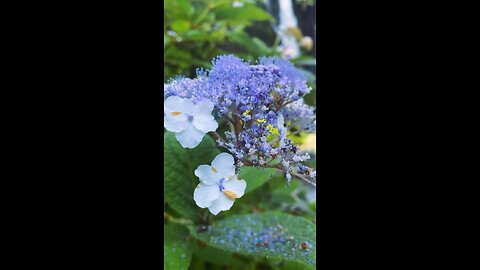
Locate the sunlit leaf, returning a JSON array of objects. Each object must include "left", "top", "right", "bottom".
[
  {"left": 238, "top": 167, "right": 277, "bottom": 194},
  {"left": 172, "top": 20, "right": 191, "bottom": 35}
]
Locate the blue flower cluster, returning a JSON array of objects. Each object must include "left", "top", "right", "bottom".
[{"left": 164, "top": 55, "right": 316, "bottom": 186}]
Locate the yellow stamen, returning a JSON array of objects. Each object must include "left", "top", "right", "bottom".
[
  {"left": 223, "top": 190, "right": 238, "bottom": 199},
  {"left": 266, "top": 124, "right": 280, "bottom": 135},
  {"left": 211, "top": 167, "right": 218, "bottom": 173},
  {"left": 170, "top": 111, "right": 182, "bottom": 116}
]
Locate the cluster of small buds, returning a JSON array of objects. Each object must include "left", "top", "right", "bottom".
[
  {"left": 281, "top": 99, "right": 317, "bottom": 132},
  {"left": 164, "top": 55, "right": 316, "bottom": 186},
  {"left": 164, "top": 76, "right": 193, "bottom": 99}
]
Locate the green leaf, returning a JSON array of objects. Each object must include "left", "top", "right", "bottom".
[
  {"left": 272, "top": 261, "right": 315, "bottom": 270},
  {"left": 268, "top": 190, "right": 296, "bottom": 206},
  {"left": 164, "top": 132, "right": 220, "bottom": 220},
  {"left": 188, "top": 212, "right": 316, "bottom": 267},
  {"left": 309, "top": 202, "right": 316, "bottom": 212},
  {"left": 238, "top": 167, "right": 277, "bottom": 194},
  {"left": 165, "top": 0, "right": 194, "bottom": 18},
  {"left": 193, "top": 7, "right": 210, "bottom": 25},
  {"left": 178, "top": 0, "right": 194, "bottom": 16},
  {"left": 290, "top": 56, "right": 317, "bottom": 66},
  {"left": 216, "top": 3, "right": 273, "bottom": 24},
  {"left": 228, "top": 31, "right": 268, "bottom": 57},
  {"left": 164, "top": 34, "right": 170, "bottom": 48},
  {"left": 164, "top": 223, "right": 193, "bottom": 270},
  {"left": 206, "top": 0, "right": 231, "bottom": 9},
  {"left": 165, "top": 47, "right": 192, "bottom": 62},
  {"left": 251, "top": 37, "right": 271, "bottom": 55},
  {"left": 268, "top": 175, "right": 300, "bottom": 191},
  {"left": 172, "top": 20, "right": 191, "bottom": 35},
  {"left": 294, "top": 59, "right": 316, "bottom": 66},
  {"left": 183, "top": 30, "right": 210, "bottom": 41},
  {"left": 189, "top": 58, "right": 212, "bottom": 69},
  {"left": 192, "top": 242, "right": 245, "bottom": 266}
]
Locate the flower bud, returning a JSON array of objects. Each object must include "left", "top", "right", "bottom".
[{"left": 300, "top": 36, "right": 313, "bottom": 51}]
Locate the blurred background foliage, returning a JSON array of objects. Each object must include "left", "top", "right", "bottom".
[{"left": 164, "top": 1, "right": 317, "bottom": 269}]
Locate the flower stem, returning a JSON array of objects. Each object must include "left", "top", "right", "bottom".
[
  {"left": 290, "top": 171, "right": 317, "bottom": 187},
  {"left": 232, "top": 114, "right": 242, "bottom": 138},
  {"left": 164, "top": 212, "right": 194, "bottom": 226},
  {"left": 243, "top": 160, "right": 316, "bottom": 187},
  {"left": 208, "top": 131, "right": 223, "bottom": 141}
]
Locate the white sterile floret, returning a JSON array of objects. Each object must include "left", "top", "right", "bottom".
[
  {"left": 277, "top": 114, "right": 287, "bottom": 148},
  {"left": 164, "top": 96, "right": 218, "bottom": 148},
  {"left": 193, "top": 153, "right": 247, "bottom": 215}
]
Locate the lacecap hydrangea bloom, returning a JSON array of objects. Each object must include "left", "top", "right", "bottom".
[
  {"left": 194, "top": 153, "right": 246, "bottom": 215},
  {"left": 164, "top": 54, "right": 316, "bottom": 193}
]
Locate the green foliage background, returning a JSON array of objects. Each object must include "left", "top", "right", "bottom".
[{"left": 164, "top": 1, "right": 317, "bottom": 269}]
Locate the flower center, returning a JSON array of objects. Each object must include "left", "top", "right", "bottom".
[
  {"left": 218, "top": 178, "right": 225, "bottom": 192},
  {"left": 170, "top": 111, "right": 182, "bottom": 116},
  {"left": 218, "top": 177, "right": 239, "bottom": 199},
  {"left": 186, "top": 114, "right": 194, "bottom": 121}
]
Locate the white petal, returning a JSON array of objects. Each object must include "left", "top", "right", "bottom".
[
  {"left": 211, "top": 153, "right": 235, "bottom": 178},
  {"left": 194, "top": 165, "right": 220, "bottom": 185},
  {"left": 175, "top": 124, "right": 205, "bottom": 148},
  {"left": 164, "top": 114, "right": 189, "bottom": 132},
  {"left": 193, "top": 99, "right": 215, "bottom": 114},
  {"left": 277, "top": 114, "right": 287, "bottom": 147},
  {"left": 277, "top": 114, "right": 284, "bottom": 127},
  {"left": 277, "top": 114, "right": 286, "bottom": 136},
  {"left": 207, "top": 193, "right": 235, "bottom": 215},
  {"left": 164, "top": 96, "right": 193, "bottom": 114},
  {"left": 194, "top": 183, "right": 220, "bottom": 208},
  {"left": 192, "top": 115, "right": 218, "bottom": 133},
  {"left": 192, "top": 100, "right": 218, "bottom": 133},
  {"left": 223, "top": 178, "right": 247, "bottom": 199}
]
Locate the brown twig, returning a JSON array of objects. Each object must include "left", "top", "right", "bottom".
[
  {"left": 208, "top": 131, "right": 223, "bottom": 141},
  {"left": 232, "top": 114, "right": 242, "bottom": 138}
]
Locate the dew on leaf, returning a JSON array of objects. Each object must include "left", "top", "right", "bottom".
[{"left": 196, "top": 214, "right": 315, "bottom": 266}]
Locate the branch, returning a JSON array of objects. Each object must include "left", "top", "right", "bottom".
[
  {"left": 290, "top": 171, "right": 316, "bottom": 187},
  {"left": 232, "top": 113, "right": 242, "bottom": 138},
  {"left": 244, "top": 161, "right": 316, "bottom": 187},
  {"left": 164, "top": 212, "right": 194, "bottom": 226},
  {"left": 208, "top": 131, "right": 223, "bottom": 141}
]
